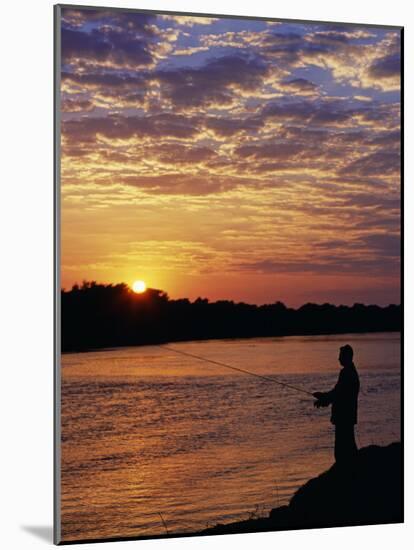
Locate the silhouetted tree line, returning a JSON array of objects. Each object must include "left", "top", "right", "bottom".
[{"left": 61, "top": 282, "right": 401, "bottom": 352}]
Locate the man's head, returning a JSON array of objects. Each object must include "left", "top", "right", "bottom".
[{"left": 339, "top": 344, "right": 354, "bottom": 367}]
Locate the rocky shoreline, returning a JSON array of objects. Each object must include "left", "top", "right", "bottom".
[{"left": 198, "top": 442, "right": 403, "bottom": 535}]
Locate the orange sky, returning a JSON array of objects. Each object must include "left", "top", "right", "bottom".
[{"left": 60, "top": 8, "right": 401, "bottom": 306}]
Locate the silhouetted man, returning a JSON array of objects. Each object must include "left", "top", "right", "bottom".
[{"left": 313, "top": 345, "right": 360, "bottom": 465}]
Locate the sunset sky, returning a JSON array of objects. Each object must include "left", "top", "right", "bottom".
[{"left": 60, "top": 7, "right": 401, "bottom": 306}]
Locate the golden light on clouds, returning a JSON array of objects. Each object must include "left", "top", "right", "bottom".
[{"left": 60, "top": 8, "right": 401, "bottom": 306}]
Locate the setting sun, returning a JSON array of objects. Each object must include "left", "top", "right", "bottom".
[{"left": 132, "top": 280, "right": 147, "bottom": 293}]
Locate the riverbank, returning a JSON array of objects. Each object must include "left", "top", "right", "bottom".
[
  {"left": 198, "top": 442, "right": 402, "bottom": 535},
  {"left": 61, "top": 284, "right": 401, "bottom": 352}
]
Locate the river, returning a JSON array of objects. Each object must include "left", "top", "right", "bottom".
[{"left": 60, "top": 332, "right": 401, "bottom": 542}]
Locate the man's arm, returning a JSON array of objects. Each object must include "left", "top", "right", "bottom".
[{"left": 313, "top": 384, "right": 338, "bottom": 408}]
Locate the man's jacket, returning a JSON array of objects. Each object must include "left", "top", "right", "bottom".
[{"left": 321, "top": 364, "right": 360, "bottom": 425}]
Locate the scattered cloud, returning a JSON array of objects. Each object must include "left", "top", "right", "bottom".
[{"left": 60, "top": 8, "right": 401, "bottom": 304}]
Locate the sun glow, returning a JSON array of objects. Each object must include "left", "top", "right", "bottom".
[{"left": 132, "top": 280, "right": 147, "bottom": 293}]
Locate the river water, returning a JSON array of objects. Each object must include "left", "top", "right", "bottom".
[{"left": 60, "top": 332, "right": 401, "bottom": 542}]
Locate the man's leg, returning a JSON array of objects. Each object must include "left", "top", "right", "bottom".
[
  {"left": 334, "top": 425, "right": 342, "bottom": 464},
  {"left": 348, "top": 424, "right": 357, "bottom": 457},
  {"left": 335, "top": 424, "right": 357, "bottom": 464}
]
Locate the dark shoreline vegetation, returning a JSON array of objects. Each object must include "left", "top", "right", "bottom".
[{"left": 61, "top": 282, "right": 401, "bottom": 353}]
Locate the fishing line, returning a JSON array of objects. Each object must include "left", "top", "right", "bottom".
[{"left": 159, "top": 344, "right": 314, "bottom": 397}]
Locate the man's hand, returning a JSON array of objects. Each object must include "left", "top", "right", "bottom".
[
  {"left": 314, "top": 399, "right": 329, "bottom": 408},
  {"left": 313, "top": 392, "right": 329, "bottom": 408}
]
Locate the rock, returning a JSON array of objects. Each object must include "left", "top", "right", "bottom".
[{"left": 200, "top": 442, "right": 402, "bottom": 535}]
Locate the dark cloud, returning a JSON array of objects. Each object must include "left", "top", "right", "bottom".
[
  {"left": 63, "top": 113, "right": 201, "bottom": 146},
  {"left": 62, "top": 28, "right": 112, "bottom": 63},
  {"left": 99, "top": 28, "right": 154, "bottom": 67},
  {"left": 369, "top": 53, "right": 400, "bottom": 78},
  {"left": 154, "top": 144, "right": 217, "bottom": 164},
  {"left": 234, "top": 232, "right": 401, "bottom": 275},
  {"left": 262, "top": 99, "right": 355, "bottom": 126},
  {"left": 339, "top": 150, "right": 400, "bottom": 177},
  {"left": 248, "top": 161, "right": 296, "bottom": 173},
  {"left": 264, "top": 32, "right": 303, "bottom": 44},
  {"left": 362, "top": 233, "right": 400, "bottom": 256},
  {"left": 62, "top": 144, "right": 94, "bottom": 157},
  {"left": 262, "top": 100, "right": 317, "bottom": 120},
  {"left": 313, "top": 24, "right": 352, "bottom": 33},
  {"left": 259, "top": 28, "right": 353, "bottom": 66},
  {"left": 62, "top": 71, "right": 148, "bottom": 88},
  {"left": 355, "top": 102, "right": 400, "bottom": 126},
  {"left": 235, "top": 142, "right": 306, "bottom": 160},
  {"left": 313, "top": 239, "right": 351, "bottom": 249},
  {"left": 204, "top": 116, "right": 263, "bottom": 137},
  {"left": 340, "top": 192, "right": 400, "bottom": 210},
  {"left": 369, "top": 130, "right": 400, "bottom": 146},
  {"left": 354, "top": 217, "right": 399, "bottom": 231},
  {"left": 261, "top": 98, "right": 399, "bottom": 133},
  {"left": 61, "top": 12, "right": 155, "bottom": 68},
  {"left": 281, "top": 78, "right": 318, "bottom": 92},
  {"left": 61, "top": 70, "right": 150, "bottom": 107},
  {"left": 61, "top": 8, "right": 156, "bottom": 35},
  {"left": 333, "top": 131, "right": 368, "bottom": 144},
  {"left": 282, "top": 126, "right": 330, "bottom": 143},
  {"left": 155, "top": 54, "right": 269, "bottom": 108},
  {"left": 61, "top": 97, "right": 95, "bottom": 113}
]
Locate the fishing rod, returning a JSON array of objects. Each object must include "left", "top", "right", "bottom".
[{"left": 160, "top": 344, "right": 314, "bottom": 397}]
